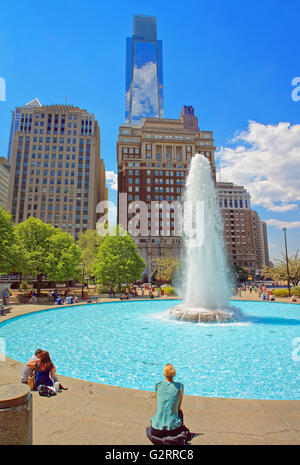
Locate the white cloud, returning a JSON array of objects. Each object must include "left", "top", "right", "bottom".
[
  {"left": 106, "top": 171, "right": 118, "bottom": 191},
  {"left": 217, "top": 121, "right": 300, "bottom": 212},
  {"left": 265, "top": 219, "right": 300, "bottom": 229}
]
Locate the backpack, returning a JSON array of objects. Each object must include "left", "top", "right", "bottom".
[{"left": 37, "top": 385, "right": 57, "bottom": 397}]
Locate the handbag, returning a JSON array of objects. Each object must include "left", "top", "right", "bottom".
[
  {"left": 28, "top": 370, "right": 36, "bottom": 390},
  {"left": 28, "top": 362, "right": 38, "bottom": 391}
]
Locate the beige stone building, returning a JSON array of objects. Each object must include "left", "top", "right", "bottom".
[
  {"left": 217, "top": 182, "right": 269, "bottom": 274},
  {"left": 7, "top": 102, "right": 107, "bottom": 240},
  {"left": 0, "top": 157, "right": 10, "bottom": 209}
]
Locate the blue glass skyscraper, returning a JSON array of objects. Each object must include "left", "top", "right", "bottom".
[{"left": 125, "top": 14, "right": 164, "bottom": 124}]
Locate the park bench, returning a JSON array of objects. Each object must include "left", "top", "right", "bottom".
[{"left": 0, "top": 304, "right": 12, "bottom": 316}]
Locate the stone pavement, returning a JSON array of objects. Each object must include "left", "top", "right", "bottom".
[{"left": 0, "top": 300, "right": 300, "bottom": 445}]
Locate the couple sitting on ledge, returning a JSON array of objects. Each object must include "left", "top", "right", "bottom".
[
  {"left": 21, "top": 349, "right": 68, "bottom": 395},
  {"left": 147, "top": 363, "right": 198, "bottom": 445}
]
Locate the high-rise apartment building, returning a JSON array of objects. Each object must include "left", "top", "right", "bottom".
[
  {"left": 117, "top": 106, "right": 216, "bottom": 278},
  {"left": 251, "top": 210, "right": 270, "bottom": 269},
  {"left": 0, "top": 157, "right": 10, "bottom": 209},
  {"left": 217, "top": 182, "right": 260, "bottom": 273},
  {"left": 125, "top": 14, "right": 164, "bottom": 124},
  {"left": 7, "top": 102, "right": 107, "bottom": 240},
  {"left": 217, "top": 183, "right": 270, "bottom": 273}
]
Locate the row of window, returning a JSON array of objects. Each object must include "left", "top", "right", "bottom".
[
  {"left": 128, "top": 170, "right": 185, "bottom": 177},
  {"left": 128, "top": 195, "right": 182, "bottom": 202},
  {"left": 220, "top": 199, "right": 249, "bottom": 208},
  {"left": 128, "top": 186, "right": 184, "bottom": 193},
  {"left": 129, "top": 178, "right": 185, "bottom": 185},
  {"left": 19, "top": 136, "right": 91, "bottom": 144}
]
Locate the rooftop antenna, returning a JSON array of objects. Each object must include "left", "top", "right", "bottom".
[
  {"left": 218, "top": 158, "right": 222, "bottom": 182},
  {"left": 65, "top": 96, "right": 68, "bottom": 105}
]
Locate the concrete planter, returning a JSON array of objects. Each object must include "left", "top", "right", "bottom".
[{"left": 0, "top": 384, "right": 32, "bottom": 445}]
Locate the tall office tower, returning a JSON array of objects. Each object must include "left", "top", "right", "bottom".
[
  {"left": 7, "top": 98, "right": 42, "bottom": 162},
  {"left": 0, "top": 157, "right": 10, "bottom": 209},
  {"left": 125, "top": 14, "right": 164, "bottom": 124},
  {"left": 7, "top": 103, "right": 107, "bottom": 240},
  {"left": 217, "top": 182, "right": 270, "bottom": 274},
  {"left": 117, "top": 106, "right": 216, "bottom": 278}
]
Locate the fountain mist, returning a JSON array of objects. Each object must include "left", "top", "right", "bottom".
[{"left": 170, "top": 154, "right": 242, "bottom": 322}]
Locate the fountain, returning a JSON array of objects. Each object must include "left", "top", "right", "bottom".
[{"left": 169, "top": 154, "right": 243, "bottom": 323}]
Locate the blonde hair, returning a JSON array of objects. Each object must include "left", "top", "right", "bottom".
[{"left": 163, "top": 363, "right": 176, "bottom": 381}]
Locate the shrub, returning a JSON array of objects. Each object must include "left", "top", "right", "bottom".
[
  {"left": 19, "top": 281, "right": 32, "bottom": 293},
  {"left": 291, "top": 286, "right": 300, "bottom": 297},
  {"left": 273, "top": 289, "right": 289, "bottom": 297},
  {"left": 163, "top": 286, "right": 176, "bottom": 295}
]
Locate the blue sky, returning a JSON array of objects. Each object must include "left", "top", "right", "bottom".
[{"left": 0, "top": 0, "right": 299, "bottom": 260}]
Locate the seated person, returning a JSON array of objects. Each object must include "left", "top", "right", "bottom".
[
  {"left": 108, "top": 288, "right": 116, "bottom": 298},
  {"left": 73, "top": 296, "right": 79, "bottom": 303},
  {"left": 120, "top": 290, "right": 129, "bottom": 300},
  {"left": 132, "top": 287, "right": 137, "bottom": 297},
  {"left": 66, "top": 295, "right": 72, "bottom": 304},
  {"left": 21, "top": 348, "right": 43, "bottom": 384},
  {"left": 56, "top": 297, "right": 63, "bottom": 305},
  {"left": 22, "top": 348, "right": 67, "bottom": 390},
  {"left": 146, "top": 364, "right": 194, "bottom": 445}
]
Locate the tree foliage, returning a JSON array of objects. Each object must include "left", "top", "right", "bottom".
[
  {"left": 262, "top": 250, "right": 300, "bottom": 287},
  {"left": 151, "top": 256, "right": 179, "bottom": 284},
  {"left": 14, "top": 217, "right": 81, "bottom": 293},
  {"left": 94, "top": 226, "right": 145, "bottom": 290},
  {"left": 77, "top": 229, "right": 103, "bottom": 280},
  {"left": 0, "top": 206, "right": 16, "bottom": 273},
  {"left": 235, "top": 266, "right": 249, "bottom": 283},
  {"left": 46, "top": 230, "right": 81, "bottom": 283}
]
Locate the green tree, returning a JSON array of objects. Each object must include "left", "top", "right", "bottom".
[
  {"left": 94, "top": 226, "right": 145, "bottom": 290},
  {"left": 235, "top": 266, "right": 249, "bottom": 282},
  {"left": 0, "top": 206, "right": 16, "bottom": 273},
  {"left": 151, "top": 256, "right": 179, "bottom": 284},
  {"left": 46, "top": 230, "right": 81, "bottom": 284},
  {"left": 77, "top": 229, "right": 103, "bottom": 280},
  {"left": 14, "top": 217, "right": 81, "bottom": 295},
  {"left": 262, "top": 251, "right": 300, "bottom": 287}
]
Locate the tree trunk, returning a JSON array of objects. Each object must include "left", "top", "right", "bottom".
[{"left": 36, "top": 274, "right": 43, "bottom": 297}]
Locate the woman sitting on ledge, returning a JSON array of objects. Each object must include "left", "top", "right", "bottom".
[
  {"left": 27, "top": 350, "right": 56, "bottom": 389},
  {"left": 146, "top": 364, "right": 195, "bottom": 445}
]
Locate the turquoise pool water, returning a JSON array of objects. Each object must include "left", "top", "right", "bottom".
[{"left": 0, "top": 300, "right": 299, "bottom": 400}]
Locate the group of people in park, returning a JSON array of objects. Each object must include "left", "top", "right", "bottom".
[
  {"left": 241, "top": 283, "right": 298, "bottom": 302},
  {"left": 48, "top": 289, "right": 79, "bottom": 305},
  {"left": 109, "top": 284, "right": 157, "bottom": 300},
  {"left": 21, "top": 348, "right": 194, "bottom": 443},
  {"left": 240, "top": 283, "right": 275, "bottom": 301}
]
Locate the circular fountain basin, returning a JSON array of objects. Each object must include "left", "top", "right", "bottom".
[{"left": 0, "top": 299, "right": 299, "bottom": 400}]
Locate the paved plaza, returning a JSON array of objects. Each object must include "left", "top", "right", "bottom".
[{"left": 0, "top": 298, "right": 299, "bottom": 445}]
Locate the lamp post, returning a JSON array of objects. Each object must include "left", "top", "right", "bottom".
[
  {"left": 81, "top": 264, "right": 85, "bottom": 299},
  {"left": 283, "top": 228, "right": 291, "bottom": 297}
]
